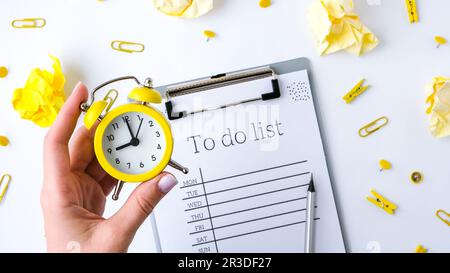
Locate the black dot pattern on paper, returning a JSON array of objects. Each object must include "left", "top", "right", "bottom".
[{"left": 287, "top": 81, "right": 311, "bottom": 102}]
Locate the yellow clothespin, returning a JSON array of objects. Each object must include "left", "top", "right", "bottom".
[
  {"left": 405, "top": 0, "right": 419, "bottom": 24},
  {"left": 343, "top": 79, "right": 369, "bottom": 104},
  {"left": 11, "top": 18, "right": 46, "bottom": 28},
  {"left": 0, "top": 174, "right": 11, "bottom": 202},
  {"left": 367, "top": 189, "right": 397, "bottom": 215},
  {"left": 415, "top": 245, "right": 428, "bottom": 253},
  {"left": 110, "top": 40, "right": 145, "bottom": 54},
  {"left": 359, "top": 116, "right": 389, "bottom": 137},
  {"left": 436, "top": 209, "right": 450, "bottom": 226}
]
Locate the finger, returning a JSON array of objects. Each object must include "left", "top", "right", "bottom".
[
  {"left": 107, "top": 172, "right": 177, "bottom": 240},
  {"left": 86, "top": 157, "right": 116, "bottom": 195},
  {"left": 99, "top": 174, "right": 117, "bottom": 196},
  {"left": 69, "top": 125, "right": 96, "bottom": 171},
  {"left": 44, "top": 82, "right": 88, "bottom": 178},
  {"left": 86, "top": 158, "right": 106, "bottom": 181}
]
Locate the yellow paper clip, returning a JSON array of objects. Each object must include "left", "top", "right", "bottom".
[
  {"left": 367, "top": 189, "right": 397, "bottom": 215},
  {"left": 111, "top": 40, "right": 145, "bottom": 54},
  {"left": 359, "top": 116, "right": 389, "bottom": 137},
  {"left": 11, "top": 18, "right": 46, "bottom": 28},
  {"left": 343, "top": 79, "right": 369, "bottom": 104},
  {"left": 405, "top": 0, "right": 419, "bottom": 24},
  {"left": 436, "top": 209, "right": 450, "bottom": 226},
  {"left": 0, "top": 174, "right": 11, "bottom": 202}
]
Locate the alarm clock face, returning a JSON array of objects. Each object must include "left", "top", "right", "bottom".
[{"left": 94, "top": 104, "right": 173, "bottom": 182}]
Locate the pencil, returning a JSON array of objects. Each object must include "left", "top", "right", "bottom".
[{"left": 305, "top": 173, "right": 315, "bottom": 253}]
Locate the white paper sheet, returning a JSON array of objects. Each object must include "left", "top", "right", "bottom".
[{"left": 153, "top": 69, "right": 345, "bottom": 253}]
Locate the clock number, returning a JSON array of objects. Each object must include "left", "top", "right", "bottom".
[
  {"left": 151, "top": 155, "right": 157, "bottom": 161},
  {"left": 140, "top": 162, "right": 144, "bottom": 168},
  {"left": 149, "top": 120, "right": 154, "bottom": 127},
  {"left": 122, "top": 116, "right": 130, "bottom": 123},
  {"left": 112, "top": 123, "right": 119, "bottom": 130},
  {"left": 137, "top": 115, "right": 144, "bottom": 121},
  {"left": 127, "top": 162, "right": 131, "bottom": 169},
  {"left": 156, "top": 131, "right": 160, "bottom": 137},
  {"left": 107, "top": 148, "right": 112, "bottom": 154},
  {"left": 157, "top": 144, "right": 161, "bottom": 150},
  {"left": 107, "top": 135, "right": 115, "bottom": 142},
  {"left": 115, "top": 158, "right": 120, "bottom": 164}
]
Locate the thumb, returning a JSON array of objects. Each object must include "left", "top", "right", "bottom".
[{"left": 108, "top": 172, "right": 178, "bottom": 240}]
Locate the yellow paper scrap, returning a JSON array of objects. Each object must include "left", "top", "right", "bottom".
[
  {"left": 153, "top": 0, "right": 213, "bottom": 18},
  {"left": 425, "top": 77, "right": 450, "bottom": 138},
  {"left": 12, "top": 55, "right": 66, "bottom": 128},
  {"left": 307, "top": 0, "right": 379, "bottom": 56}
]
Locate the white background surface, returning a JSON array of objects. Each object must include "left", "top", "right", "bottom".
[{"left": 0, "top": 0, "right": 449, "bottom": 253}]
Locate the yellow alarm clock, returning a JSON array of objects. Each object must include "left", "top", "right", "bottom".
[{"left": 80, "top": 76, "right": 188, "bottom": 200}]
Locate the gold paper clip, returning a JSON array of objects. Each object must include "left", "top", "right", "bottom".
[
  {"left": 11, "top": 18, "right": 46, "bottom": 28},
  {"left": 405, "top": 0, "right": 419, "bottom": 24},
  {"left": 0, "top": 174, "right": 11, "bottom": 202},
  {"left": 111, "top": 40, "right": 145, "bottom": 53},
  {"left": 436, "top": 209, "right": 450, "bottom": 226},
  {"left": 359, "top": 116, "right": 389, "bottom": 137},
  {"left": 103, "top": 89, "right": 119, "bottom": 113},
  {"left": 367, "top": 189, "right": 397, "bottom": 215},
  {"left": 343, "top": 79, "right": 369, "bottom": 104}
]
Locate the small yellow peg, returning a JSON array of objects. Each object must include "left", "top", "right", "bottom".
[
  {"left": 343, "top": 79, "right": 369, "bottom": 104},
  {"left": 203, "top": 30, "right": 216, "bottom": 42},
  {"left": 379, "top": 159, "right": 392, "bottom": 171},
  {"left": 415, "top": 245, "right": 428, "bottom": 253},
  {"left": 0, "top": 136, "right": 9, "bottom": 146},
  {"left": 367, "top": 189, "right": 397, "bottom": 215},
  {"left": 405, "top": 0, "right": 419, "bottom": 24},
  {"left": 0, "top": 66, "right": 8, "bottom": 78},
  {"left": 435, "top": 36, "right": 447, "bottom": 48},
  {"left": 410, "top": 171, "right": 423, "bottom": 184},
  {"left": 259, "top": 0, "right": 271, "bottom": 8}
]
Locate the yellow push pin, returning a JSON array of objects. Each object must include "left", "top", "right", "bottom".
[
  {"left": 0, "top": 66, "right": 8, "bottom": 78},
  {"left": 435, "top": 36, "right": 447, "bottom": 48},
  {"left": 410, "top": 171, "right": 423, "bottom": 184},
  {"left": 203, "top": 30, "right": 216, "bottom": 42},
  {"left": 379, "top": 159, "right": 392, "bottom": 171},
  {"left": 415, "top": 245, "right": 427, "bottom": 253},
  {"left": 0, "top": 136, "right": 9, "bottom": 146},
  {"left": 259, "top": 0, "right": 271, "bottom": 8}
]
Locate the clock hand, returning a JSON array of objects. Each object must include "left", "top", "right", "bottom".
[
  {"left": 116, "top": 137, "right": 140, "bottom": 151},
  {"left": 125, "top": 118, "right": 134, "bottom": 140},
  {"left": 116, "top": 142, "right": 133, "bottom": 151},
  {"left": 135, "top": 118, "right": 144, "bottom": 139}
]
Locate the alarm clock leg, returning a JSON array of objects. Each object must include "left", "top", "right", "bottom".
[
  {"left": 112, "top": 180, "right": 125, "bottom": 201},
  {"left": 168, "top": 160, "right": 189, "bottom": 174}
]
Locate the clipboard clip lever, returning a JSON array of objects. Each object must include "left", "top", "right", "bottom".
[{"left": 163, "top": 66, "right": 281, "bottom": 120}]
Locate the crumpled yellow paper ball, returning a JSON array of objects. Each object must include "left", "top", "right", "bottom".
[
  {"left": 153, "top": 0, "right": 213, "bottom": 18},
  {"left": 12, "top": 55, "right": 66, "bottom": 128},
  {"left": 425, "top": 76, "right": 450, "bottom": 138},
  {"left": 308, "top": 0, "right": 379, "bottom": 56}
]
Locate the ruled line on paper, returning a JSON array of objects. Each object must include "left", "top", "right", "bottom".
[
  {"left": 182, "top": 172, "right": 310, "bottom": 201},
  {"left": 179, "top": 160, "right": 308, "bottom": 189}
]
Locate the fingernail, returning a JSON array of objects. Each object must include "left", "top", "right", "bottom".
[
  {"left": 158, "top": 174, "right": 178, "bottom": 194},
  {"left": 74, "top": 81, "right": 82, "bottom": 90}
]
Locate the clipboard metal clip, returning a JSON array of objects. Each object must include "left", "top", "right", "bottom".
[{"left": 163, "top": 66, "right": 281, "bottom": 120}]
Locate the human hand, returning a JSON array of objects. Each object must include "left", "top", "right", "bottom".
[{"left": 41, "top": 82, "right": 178, "bottom": 253}]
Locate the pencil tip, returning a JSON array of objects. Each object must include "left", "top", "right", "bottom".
[{"left": 308, "top": 173, "right": 315, "bottom": 192}]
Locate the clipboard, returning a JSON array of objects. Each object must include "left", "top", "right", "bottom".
[{"left": 150, "top": 58, "right": 347, "bottom": 253}]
